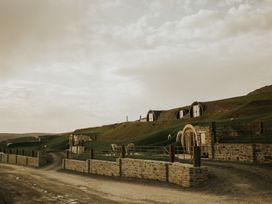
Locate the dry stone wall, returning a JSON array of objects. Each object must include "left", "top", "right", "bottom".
[
  {"left": 214, "top": 144, "right": 253, "bottom": 162},
  {"left": 16, "top": 155, "right": 28, "bottom": 166},
  {"left": 0, "top": 153, "right": 44, "bottom": 168},
  {"left": 121, "top": 159, "right": 168, "bottom": 182},
  {"left": 168, "top": 163, "right": 208, "bottom": 187},
  {"left": 255, "top": 144, "right": 272, "bottom": 163},
  {"left": 0, "top": 154, "right": 8, "bottom": 163},
  {"left": 62, "top": 158, "right": 208, "bottom": 187},
  {"left": 8, "top": 154, "right": 17, "bottom": 164},
  {"left": 27, "top": 157, "right": 39, "bottom": 168},
  {"left": 168, "top": 163, "right": 190, "bottom": 187},
  {"left": 63, "top": 159, "right": 88, "bottom": 173},
  {"left": 89, "top": 159, "right": 120, "bottom": 177},
  {"left": 214, "top": 143, "right": 272, "bottom": 163}
]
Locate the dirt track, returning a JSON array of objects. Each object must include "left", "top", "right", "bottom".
[{"left": 0, "top": 153, "right": 272, "bottom": 204}]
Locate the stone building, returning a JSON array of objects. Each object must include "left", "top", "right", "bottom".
[
  {"left": 69, "top": 134, "right": 92, "bottom": 154},
  {"left": 176, "top": 124, "right": 214, "bottom": 158}
]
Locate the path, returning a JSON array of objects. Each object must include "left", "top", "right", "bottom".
[{"left": 0, "top": 153, "right": 272, "bottom": 203}]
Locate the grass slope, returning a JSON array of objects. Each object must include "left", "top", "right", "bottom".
[
  {"left": 1, "top": 85, "right": 272, "bottom": 152},
  {"left": 75, "top": 85, "right": 272, "bottom": 146}
]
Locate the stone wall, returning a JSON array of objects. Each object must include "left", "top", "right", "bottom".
[
  {"left": 194, "top": 125, "right": 213, "bottom": 158},
  {"left": 90, "top": 159, "right": 120, "bottom": 177},
  {"left": 0, "top": 154, "right": 8, "bottom": 163},
  {"left": 214, "top": 144, "right": 254, "bottom": 162},
  {"left": 62, "top": 158, "right": 208, "bottom": 187},
  {"left": 16, "top": 155, "right": 28, "bottom": 166},
  {"left": 0, "top": 153, "right": 44, "bottom": 168},
  {"left": 255, "top": 144, "right": 272, "bottom": 163},
  {"left": 8, "top": 154, "right": 17, "bottom": 164},
  {"left": 121, "top": 159, "right": 168, "bottom": 182},
  {"left": 63, "top": 159, "right": 88, "bottom": 173},
  {"left": 168, "top": 163, "right": 208, "bottom": 187},
  {"left": 27, "top": 157, "right": 39, "bottom": 168},
  {"left": 214, "top": 143, "right": 272, "bottom": 163}
]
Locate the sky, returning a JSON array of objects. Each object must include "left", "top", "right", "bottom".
[{"left": 0, "top": 0, "right": 272, "bottom": 133}]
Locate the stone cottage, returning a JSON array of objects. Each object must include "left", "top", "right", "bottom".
[{"left": 176, "top": 124, "right": 214, "bottom": 158}]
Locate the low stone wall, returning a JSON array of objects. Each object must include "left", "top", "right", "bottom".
[
  {"left": 214, "top": 143, "right": 272, "bottom": 163},
  {"left": 214, "top": 144, "right": 254, "bottom": 162},
  {"left": 0, "top": 153, "right": 44, "bottom": 168},
  {"left": 63, "top": 159, "right": 88, "bottom": 173},
  {"left": 27, "top": 157, "right": 39, "bottom": 168},
  {"left": 168, "top": 163, "right": 208, "bottom": 187},
  {"left": 0, "top": 154, "right": 8, "bottom": 163},
  {"left": 16, "top": 155, "right": 28, "bottom": 166},
  {"left": 121, "top": 159, "right": 168, "bottom": 182},
  {"left": 256, "top": 144, "right": 272, "bottom": 163},
  {"left": 8, "top": 154, "right": 17, "bottom": 164},
  {"left": 62, "top": 158, "right": 208, "bottom": 187},
  {"left": 90, "top": 159, "right": 120, "bottom": 177}
]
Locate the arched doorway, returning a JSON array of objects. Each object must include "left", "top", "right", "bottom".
[{"left": 180, "top": 124, "right": 198, "bottom": 154}]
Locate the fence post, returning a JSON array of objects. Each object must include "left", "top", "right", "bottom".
[
  {"left": 169, "top": 144, "right": 175, "bottom": 163},
  {"left": 121, "top": 145, "right": 125, "bottom": 158},
  {"left": 66, "top": 150, "right": 70, "bottom": 159},
  {"left": 193, "top": 146, "right": 201, "bottom": 167},
  {"left": 211, "top": 122, "right": 216, "bottom": 159},
  {"left": 252, "top": 143, "right": 257, "bottom": 163},
  {"left": 260, "top": 122, "right": 264, "bottom": 135},
  {"left": 90, "top": 149, "right": 94, "bottom": 159}
]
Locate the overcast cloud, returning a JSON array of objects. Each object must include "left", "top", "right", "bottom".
[{"left": 0, "top": 0, "right": 272, "bottom": 133}]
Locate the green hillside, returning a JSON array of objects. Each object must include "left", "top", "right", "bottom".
[
  {"left": 74, "top": 85, "right": 272, "bottom": 146},
  {"left": 1, "top": 85, "right": 272, "bottom": 152}
]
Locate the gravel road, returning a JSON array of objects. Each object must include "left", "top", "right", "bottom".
[{"left": 0, "top": 153, "right": 272, "bottom": 204}]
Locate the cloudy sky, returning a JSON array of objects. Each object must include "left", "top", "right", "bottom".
[{"left": 0, "top": 0, "right": 272, "bottom": 133}]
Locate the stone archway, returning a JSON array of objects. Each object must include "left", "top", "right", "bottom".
[{"left": 180, "top": 124, "right": 198, "bottom": 154}]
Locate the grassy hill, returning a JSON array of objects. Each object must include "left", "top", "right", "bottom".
[
  {"left": 0, "top": 133, "right": 51, "bottom": 142},
  {"left": 74, "top": 85, "right": 272, "bottom": 146},
  {"left": 1, "top": 85, "right": 272, "bottom": 152}
]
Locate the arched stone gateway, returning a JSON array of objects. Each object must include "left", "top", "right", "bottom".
[
  {"left": 177, "top": 124, "right": 198, "bottom": 153},
  {"left": 176, "top": 124, "right": 212, "bottom": 157}
]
